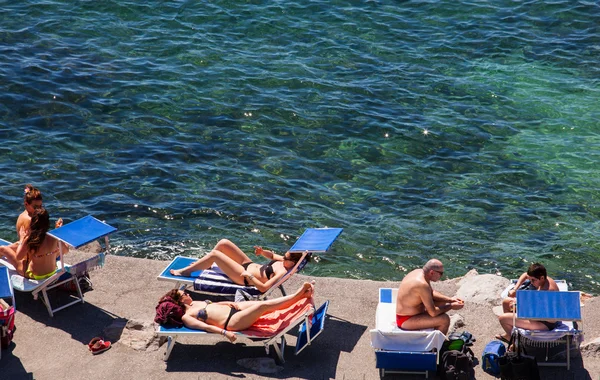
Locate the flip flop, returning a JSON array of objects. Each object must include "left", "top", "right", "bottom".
[
  {"left": 88, "top": 337, "right": 111, "bottom": 355},
  {"left": 494, "top": 334, "right": 510, "bottom": 344}
]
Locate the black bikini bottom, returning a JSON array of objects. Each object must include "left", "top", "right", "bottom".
[
  {"left": 241, "top": 262, "right": 252, "bottom": 286},
  {"left": 224, "top": 306, "right": 239, "bottom": 330}
]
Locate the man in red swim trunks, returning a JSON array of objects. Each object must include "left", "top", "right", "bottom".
[{"left": 395, "top": 259, "right": 464, "bottom": 335}]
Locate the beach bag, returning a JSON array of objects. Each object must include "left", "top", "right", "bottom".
[
  {"left": 0, "top": 304, "right": 16, "bottom": 349},
  {"left": 440, "top": 348, "right": 475, "bottom": 380},
  {"left": 440, "top": 331, "right": 476, "bottom": 380},
  {"left": 482, "top": 340, "right": 506, "bottom": 377},
  {"left": 498, "top": 334, "right": 540, "bottom": 380}
]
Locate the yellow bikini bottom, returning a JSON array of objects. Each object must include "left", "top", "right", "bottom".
[{"left": 25, "top": 268, "right": 57, "bottom": 280}]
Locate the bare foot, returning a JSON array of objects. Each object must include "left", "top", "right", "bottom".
[
  {"left": 170, "top": 269, "right": 187, "bottom": 277},
  {"left": 299, "top": 281, "right": 315, "bottom": 298}
]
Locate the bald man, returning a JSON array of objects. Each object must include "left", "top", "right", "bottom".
[{"left": 395, "top": 259, "right": 464, "bottom": 335}]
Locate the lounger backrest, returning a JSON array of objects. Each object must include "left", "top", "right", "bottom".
[{"left": 516, "top": 290, "right": 581, "bottom": 322}]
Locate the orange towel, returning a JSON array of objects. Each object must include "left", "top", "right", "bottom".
[{"left": 242, "top": 297, "right": 314, "bottom": 338}]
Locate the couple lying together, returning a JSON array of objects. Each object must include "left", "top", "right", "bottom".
[{"left": 395, "top": 259, "right": 560, "bottom": 343}]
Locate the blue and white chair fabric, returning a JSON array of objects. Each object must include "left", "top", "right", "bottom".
[
  {"left": 370, "top": 288, "right": 446, "bottom": 378},
  {"left": 0, "top": 215, "right": 117, "bottom": 317},
  {"left": 157, "top": 227, "right": 343, "bottom": 300}
]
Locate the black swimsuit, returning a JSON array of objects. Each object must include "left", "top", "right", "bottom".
[
  {"left": 224, "top": 306, "right": 239, "bottom": 330},
  {"left": 260, "top": 260, "right": 277, "bottom": 280},
  {"left": 241, "top": 261, "right": 276, "bottom": 286},
  {"left": 197, "top": 301, "right": 239, "bottom": 330},
  {"left": 540, "top": 320, "right": 558, "bottom": 330}
]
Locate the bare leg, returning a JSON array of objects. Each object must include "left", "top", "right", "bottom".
[
  {"left": 212, "top": 239, "right": 252, "bottom": 263},
  {"left": 226, "top": 282, "right": 314, "bottom": 330},
  {"left": 401, "top": 312, "right": 451, "bottom": 335},
  {"left": 497, "top": 312, "right": 551, "bottom": 340},
  {"left": 502, "top": 297, "right": 515, "bottom": 313},
  {"left": 170, "top": 239, "right": 252, "bottom": 277},
  {"left": 0, "top": 246, "right": 25, "bottom": 274}
]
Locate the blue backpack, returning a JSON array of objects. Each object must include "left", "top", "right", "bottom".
[{"left": 482, "top": 340, "right": 506, "bottom": 377}]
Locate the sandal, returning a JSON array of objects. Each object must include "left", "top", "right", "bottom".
[
  {"left": 494, "top": 334, "right": 510, "bottom": 344},
  {"left": 88, "top": 337, "right": 111, "bottom": 355}
]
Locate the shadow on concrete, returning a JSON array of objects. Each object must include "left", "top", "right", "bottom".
[
  {"left": 0, "top": 338, "right": 34, "bottom": 380},
  {"left": 163, "top": 313, "right": 368, "bottom": 379},
  {"left": 12, "top": 288, "right": 125, "bottom": 345}
]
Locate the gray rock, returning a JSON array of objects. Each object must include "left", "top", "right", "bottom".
[
  {"left": 114, "top": 319, "right": 159, "bottom": 352},
  {"left": 456, "top": 273, "right": 511, "bottom": 306}
]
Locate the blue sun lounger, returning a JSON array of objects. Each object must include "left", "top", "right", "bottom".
[
  {"left": 513, "top": 290, "right": 583, "bottom": 370},
  {"left": 157, "top": 300, "right": 329, "bottom": 363},
  {"left": 370, "top": 288, "right": 446, "bottom": 378},
  {"left": 157, "top": 228, "right": 343, "bottom": 300},
  {"left": 0, "top": 215, "right": 117, "bottom": 317}
]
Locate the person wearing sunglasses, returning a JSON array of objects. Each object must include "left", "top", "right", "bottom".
[{"left": 395, "top": 259, "right": 464, "bottom": 335}]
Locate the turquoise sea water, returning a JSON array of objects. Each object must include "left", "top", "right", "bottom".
[{"left": 1, "top": 1, "right": 599, "bottom": 292}]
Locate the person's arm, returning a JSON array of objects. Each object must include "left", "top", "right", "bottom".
[
  {"left": 15, "top": 227, "right": 29, "bottom": 261},
  {"left": 254, "top": 246, "right": 285, "bottom": 261},
  {"left": 547, "top": 278, "right": 559, "bottom": 291},
  {"left": 181, "top": 315, "right": 237, "bottom": 343},
  {"left": 508, "top": 272, "right": 528, "bottom": 297},
  {"left": 420, "top": 285, "right": 459, "bottom": 317},
  {"left": 51, "top": 236, "right": 70, "bottom": 256},
  {"left": 241, "top": 269, "right": 286, "bottom": 293}
]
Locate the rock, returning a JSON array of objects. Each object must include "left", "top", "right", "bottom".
[
  {"left": 449, "top": 313, "right": 465, "bottom": 334},
  {"left": 113, "top": 319, "right": 159, "bottom": 352},
  {"left": 581, "top": 337, "right": 600, "bottom": 356},
  {"left": 456, "top": 274, "right": 510, "bottom": 306},
  {"left": 236, "top": 357, "right": 283, "bottom": 374}
]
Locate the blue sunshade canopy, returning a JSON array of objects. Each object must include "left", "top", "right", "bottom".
[
  {"left": 516, "top": 290, "right": 581, "bottom": 321},
  {"left": 48, "top": 215, "right": 117, "bottom": 249},
  {"left": 289, "top": 228, "right": 343, "bottom": 253}
]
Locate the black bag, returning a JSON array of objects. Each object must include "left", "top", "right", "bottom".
[
  {"left": 439, "top": 331, "right": 476, "bottom": 380},
  {"left": 498, "top": 334, "right": 540, "bottom": 380}
]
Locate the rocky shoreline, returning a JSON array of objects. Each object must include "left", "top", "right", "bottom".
[{"left": 1, "top": 250, "right": 599, "bottom": 379}]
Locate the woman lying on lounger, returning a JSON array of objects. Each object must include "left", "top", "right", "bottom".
[
  {"left": 155, "top": 281, "right": 315, "bottom": 343},
  {"left": 0, "top": 207, "right": 69, "bottom": 280},
  {"left": 169, "top": 239, "right": 307, "bottom": 293}
]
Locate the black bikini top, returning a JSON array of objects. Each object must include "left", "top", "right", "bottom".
[
  {"left": 196, "top": 300, "right": 212, "bottom": 321},
  {"left": 260, "top": 260, "right": 277, "bottom": 279}
]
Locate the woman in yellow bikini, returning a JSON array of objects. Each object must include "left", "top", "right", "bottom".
[{"left": 1, "top": 207, "right": 69, "bottom": 279}]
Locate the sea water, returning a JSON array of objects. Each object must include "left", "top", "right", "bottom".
[{"left": 1, "top": 0, "right": 599, "bottom": 292}]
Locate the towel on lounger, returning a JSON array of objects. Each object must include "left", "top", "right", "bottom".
[
  {"left": 155, "top": 296, "right": 184, "bottom": 327},
  {"left": 242, "top": 297, "right": 314, "bottom": 338}
]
